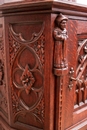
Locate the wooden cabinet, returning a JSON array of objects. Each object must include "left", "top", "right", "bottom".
[{"left": 0, "top": 1, "right": 87, "bottom": 130}]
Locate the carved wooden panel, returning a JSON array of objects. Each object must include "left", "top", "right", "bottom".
[
  {"left": 73, "top": 20, "right": 87, "bottom": 111},
  {"left": 8, "top": 21, "right": 45, "bottom": 129},
  {"left": 74, "top": 36, "right": 87, "bottom": 109},
  {"left": 0, "top": 21, "right": 8, "bottom": 120},
  {"left": 63, "top": 19, "right": 87, "bottom": 129},
  {"left": 65, "top": 20, "right": 87, "bottom": 129},
  {"left": 1, "top": 1, "right": 87, "bottom": 130}
]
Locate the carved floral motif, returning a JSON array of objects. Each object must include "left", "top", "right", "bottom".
[
  {"left": 20, "top": 64, "right": 35, "bottom": 95},
  {"left": 11, "top": 91, "right": 23, "bottom": 114},
  {"left": 9, "top": 34, "right": 21, "bottom": 66},
  {"left": 33, "top": 34, "right": 45, "bottom": 67}
]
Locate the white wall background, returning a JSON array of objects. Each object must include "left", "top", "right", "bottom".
[
  {"left": 4, "top": 0, "right": 22, "bottom": 2},
  {"left": 76, "top": 0, "right": 87, "bottom": 4},
  {"left": 1, "top": 0, "right": 87, "bottom": 5}
]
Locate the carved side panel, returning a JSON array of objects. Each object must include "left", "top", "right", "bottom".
[
  {"left": 0, "top": 23, "right": 8, "bottom": 119},
  {"left": 74, "top": 36, "right": 87, "bottom": 109},
  {"left": 9, "top": 21, "right": 45, "bottom": 129}
]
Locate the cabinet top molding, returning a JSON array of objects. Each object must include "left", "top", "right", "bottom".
[{"left": 0, "top": 0, "right": 87, "bottom": 17}]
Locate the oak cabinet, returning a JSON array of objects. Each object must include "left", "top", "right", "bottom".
[{"left": 0, "top": 1, "right": 87, "bottom": 130}]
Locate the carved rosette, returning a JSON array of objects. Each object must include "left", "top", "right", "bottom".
[
  {"left": 9, "top": 21, "right": 45, "bottom": 128},
  {"left": 20, "top": 64, "right": 35, "bottom": 95}
]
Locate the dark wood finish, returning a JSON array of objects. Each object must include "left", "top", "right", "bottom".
[{"left": 0, "top": 0, "right": 87, "bottom": 130}]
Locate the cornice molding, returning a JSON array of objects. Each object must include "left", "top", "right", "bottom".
[{"left": 0, "top": 0, "right": 87, "bottom": 18}]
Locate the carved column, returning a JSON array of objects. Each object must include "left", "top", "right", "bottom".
[{"left": 53, "top": 13, "right": 68, "bottom": 130}]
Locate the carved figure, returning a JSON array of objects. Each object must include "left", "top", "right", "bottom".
[{"left": 53, "top": 13, "right": 68, "bottom": 70}]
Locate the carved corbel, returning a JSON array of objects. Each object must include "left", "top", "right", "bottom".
[{"left": 53, "top": 13, "right": 68, "bottom": 76}]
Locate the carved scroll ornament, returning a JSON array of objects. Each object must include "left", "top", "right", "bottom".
[{"left": 53, "top": 13, "right": 68, "bottom": 76}]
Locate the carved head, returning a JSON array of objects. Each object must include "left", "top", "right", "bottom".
[{"left": 55, "top": 13, "right": 68, "bottom": 30}]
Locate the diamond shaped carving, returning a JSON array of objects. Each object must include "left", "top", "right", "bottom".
[{"left": 20, "top": 64, "right": 35, "bottom": 95}]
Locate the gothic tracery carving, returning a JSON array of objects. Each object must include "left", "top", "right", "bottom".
[
  {"left": 9, "top": 21, "right": 45, "bottom": 128},
  {"left": 74, "top": 38, "right": 87, "bottom": 109}
]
